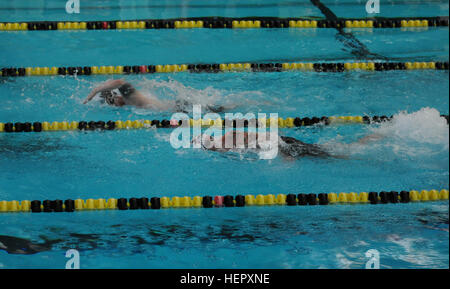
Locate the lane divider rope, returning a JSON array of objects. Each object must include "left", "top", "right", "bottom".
[
  {"left": 2, "top": 115, "right": 449, "bottom": 133},
  {"left": 1, "top": 61, "right": 448, "bottom": 77},
  {"left": 0, "top": 16, "right": 448, "bottom": 31},
  {"left": 0, "top": 189, "right": 448, "bottom": 213}
]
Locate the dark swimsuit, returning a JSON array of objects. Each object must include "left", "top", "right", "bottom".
[
  {"left": 174, "top": 99, "right": 226, "bottom": 113},
  {"left": 279, "top": 136, "right": 330, "bottom": 158}
]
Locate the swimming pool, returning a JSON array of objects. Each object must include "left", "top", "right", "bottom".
[{"left": 0, "top": 0, "right": 448, "bottom": 269}]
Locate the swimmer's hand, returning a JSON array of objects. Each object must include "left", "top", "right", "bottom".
[{"left": 83, "top": 79, "right": 126, "bottom": 104}]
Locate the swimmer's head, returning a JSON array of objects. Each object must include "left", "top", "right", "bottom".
[
  {"left": 99, "top": 90, "right": 125, "bottom": 107},
  {"left": 191, "top": 134, "right": 217, "bottom": 150}
]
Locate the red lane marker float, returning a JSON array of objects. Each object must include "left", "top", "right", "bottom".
[{"left": 214, "top": 196, "right": 224, "bottom": 207}]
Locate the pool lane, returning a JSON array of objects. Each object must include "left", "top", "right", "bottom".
[
  {"left": 0, "top": 201, "right": 448, "bottom": 268},
  {"left": 1, "top": 0, "right": 447, "bottom": 22},
  {"left": 1, "top": 27, "right": 448, "bottom": 68},
  {"left": 0, "top": 0, "right": 324, "bottom": 22},
  {"left": 0, "top": 70, "right": 448, "bottom": 123}
]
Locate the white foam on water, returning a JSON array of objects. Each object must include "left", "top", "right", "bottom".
[
  {"left": 335, "top": 252, "right": 353, "bottom": 269},
  {"left": 369, "top": 107, "right": 449, "bottom": 157},
  {"left": 329, "top": 107, "right": 449, "bottom": 159},
  {"left": 386, "top": 234, "right": 438, "bottom": 267},
  {"left": 371, "top": 107, "right": 449, "bottom": 147}
]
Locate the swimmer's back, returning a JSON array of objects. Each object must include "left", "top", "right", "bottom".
[{"left": 279, "top": 136, "right": 331, "bottom": 158}]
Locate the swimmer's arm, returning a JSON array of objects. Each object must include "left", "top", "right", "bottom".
[
  {"left": 355, "top": 133, "right": 384, "bottom": 145},
  {"left": 83, "top": 79, "right": 127, "bottom": 104}
]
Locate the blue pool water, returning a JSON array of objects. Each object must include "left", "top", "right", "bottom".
[
  {"left": 0, "top": 0, "right": 449, "bottom": 269},
  {"left": 0, "top": 0, "right": 448, "bottom": 21}
]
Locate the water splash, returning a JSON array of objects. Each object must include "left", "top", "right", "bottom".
[
  {"left": 371, "top": 107, "right": 449, "bottom": 147},
  {"left": 327, "top": 107, "right": 449, "bottom": 159},
  {"left": 367, "top": 107, "right": 448, "bottom": 158},
  {"left": 135, "top": 77, "right": 265, "bottom": 113}
]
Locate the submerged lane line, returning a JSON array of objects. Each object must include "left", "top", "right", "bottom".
[{"left": 310, "top": 0, "right": 388, "bottom": 60}]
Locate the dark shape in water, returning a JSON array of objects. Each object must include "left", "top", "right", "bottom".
[
  {"left": 0, "top": 235, "right": 61, "bottom": 255},
  {"left": 310, "top": 0, "right": 387, "bottom": 60}
]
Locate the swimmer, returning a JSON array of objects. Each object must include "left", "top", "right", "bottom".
[
  {"left": 192, "top": 131, "right": 332, "bottom": 159},
  {"left": 192, "top": 131, "right": 384, "bottom": 159},
  {"left": 83, "top": 79, "right": 233, "bottom": 113},
  {"left": 0, "top": 235, "right": 61, "bottom": 255}
]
